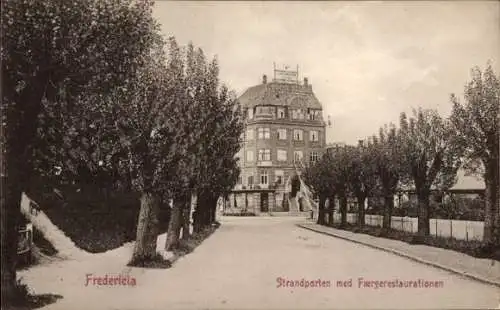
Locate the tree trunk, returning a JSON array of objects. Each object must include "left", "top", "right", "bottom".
[
  {"left": 210, "top": 197, "right": 217, "bottom": 224},
  {"left": 181, "top": 195, "right": 191, "bottom": 240},
  {"left": 339, "top": 194, "right": 348, "bottom": 227},
  {"left": 1, "top": 70, "right": 52, "bottom": 306},
  {"left": 165, "top": 197, "right": 184, "bottom": 251},
  {"left": 382, "top": 194, "right": 394, "bottom": 232},
  {"left": 204, "top": 196, "right": 215, "bottom": 227},
  {"left": 1, "top": 174, "right": 22, "bottom": 307},
  {"left": 357, "top": 196, "right": 366, "bottom": 227},
  {"left": 131, "top": 192, "right": 160, "bottom": 262},
  {"left": 317, "top": 195, "right": 326, "bottom": 225},
  {"left": 416, "top": 188, "right": 431, "bottom": 237},
  {"left": 193, "top": 195, "right": 201, "bottom": 233},
  {"left": 193, "top": 192, "right": 204, "bottom": 233},
  {"left": 483, "top": 159, "right": 499, "bottom": 244},
  {"left": 327, "top": 195, "right": 336, "bottom": 226}
]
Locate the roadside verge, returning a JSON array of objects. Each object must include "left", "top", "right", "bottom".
[{"left": 297, "top": 222, "right": 500, "bottom": 288}]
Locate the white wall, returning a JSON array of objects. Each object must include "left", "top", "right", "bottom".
[{"left": 332, "top": 213, "right": 484, "bottom": 241}]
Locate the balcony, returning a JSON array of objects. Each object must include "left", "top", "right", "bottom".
[{"left": 257, "top": 161, "right": 273, "bottom": 167}]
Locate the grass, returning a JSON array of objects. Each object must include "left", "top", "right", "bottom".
[
  {"left": 127, "top": 222, "right": 221, "bottom": 269},
  {"left": 330, "top": 223, "right": 500, "bottom": 261},
  {"left": 223, "top": 211, "right": 256, "bottom": 216},
  {"left": 1, "top": 279, "right": 63, "bottom": 310},
  {"left": 127, "top": 253, "right": 172, "bottom": 269},
  {"left": 173, "top": 222, "right": 221, "bottom": 257},
  {"left": 32, "top": 227, "right": 58, "bottom": 256},
  {"left": 28, "top": 188, "right": 170, "bottom": 253}
]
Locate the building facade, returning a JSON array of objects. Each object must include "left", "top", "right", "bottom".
[{"left": 226, "top": 69, "right": 326, "bottom": 214}]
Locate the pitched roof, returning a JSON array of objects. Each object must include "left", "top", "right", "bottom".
[
  {"left": 398, "top": 168, "right": 485, "bottom": 192},
  {"left": 238, "top": 82, "right": 323, "bottom": 110},
  {"left": 450, "top": 169, "right": 484, "bottom": 190}
]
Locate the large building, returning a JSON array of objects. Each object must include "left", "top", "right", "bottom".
[{"left": 226, "top": 67, "right": 327, "bottom": 214}]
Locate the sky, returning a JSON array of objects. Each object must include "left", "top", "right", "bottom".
[{"left": 152, "top": 1, "right": 499, "bottom": 144}]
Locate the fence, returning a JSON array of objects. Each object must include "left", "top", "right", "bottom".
[{"left": 332, "top": 213, "right": 484, "bottom": 241}]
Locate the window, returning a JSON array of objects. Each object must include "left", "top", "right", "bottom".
[
  {"left": 294, "top": 150, "right": 303, "bottom": 162},
  {"left": 277, "top": 149, "right": 287, "bottom": 161},
  {"left": 248, "top": 108, "right": 254, "bottom": 119},
  {"left": 247, "top": 175, "right": 254, "bottom": 186},
  {"left": 292, "top": 109, "right": 304, "bottom": 119},
  {"left": 258, "top": 128, "right": 270, "bottom": 139},
  {"left": 246, "top": 150, "right": 254, "bottom": 162},
  {"left": 294, "top": 129, "right": 303, "bottom": 141},
  {"left": 309, "top": 130, "right": 319, "bottom": 142},
  {"left": 277, "top": 129, "right": 287, "bottom": 140},
  {"left": 260, "top": 170, "right": 268, "bottom": 185},
  {"left": 258, "top": 149, "right": 271, "bottom": 161},
  {"left": 277, "top": 107, "right": 285, "bottom": 119},
  {"left": 256, "top": 106, "right": 273, "bottom": 115},
  {"left": 275, "top": 170, "right": 284, "bottom": 185},
  {"left": 292, "top": 109, "right": 305, "bottom": 120},
  {"left": 310, "top": 151, "right": 319, "bottom": 163},
  {"left": 308, "top": 109, "right": 316, "bottom": 120},
  {"left": 237, "top": 176, "right": 242, "bottom": 184},
  {"left": 246, "top": 129, "right": 254, "bottom": 141}
]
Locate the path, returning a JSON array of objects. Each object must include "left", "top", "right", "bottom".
[{"left": 21, "top": 216, "right": 499, "bottom": 309}]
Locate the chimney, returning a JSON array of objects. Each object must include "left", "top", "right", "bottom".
[
  {"left": 304, "top": 77, "right": 308, "bottom": 86},
  {"left": 262, "top": 74, "right": 267, "bottom": 84}
]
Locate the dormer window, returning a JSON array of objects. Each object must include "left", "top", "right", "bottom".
[
  {"left": 292, "top": 109, "right": 305, "bottom": 120},
  {"left": 308, "top": 110, "right": 321, "bottom": 120},
  {"left": 256, "top": 106, "right": 274, "bottom": 116}
]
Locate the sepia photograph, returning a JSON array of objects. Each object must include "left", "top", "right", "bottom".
[{"left": 1, "top": 1, "right": 499, "bottom": 309}]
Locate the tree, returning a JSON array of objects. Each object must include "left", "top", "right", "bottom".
[
  {"left": 399, "top": 108, "right": 461, "bottom": 238},
  {"left": 450, "top": 63, "right": 499, "bottom": 244},
  {"left": 346, "top": 141, "right": 378, "bottom": 227},
  {"left": 191, "top": 83, "right": 243, "bottom": 232},
  {"left": 329, "top": 146, "right": 354, "bottom": 227},
  {"left": 1, "top": 0, "right": 157, "bottom": 304},
  {"left": 369, "top": 124, "right": 404, "bottom": 233},
  {"left": 159, "top": 41, "right": 243, "bottom": 250},
  {"left": 303, "top": 153, "right": 335, "bottom": 225},
  {"left": 115, "top": 37, "right": 198, "bottom": 263}
]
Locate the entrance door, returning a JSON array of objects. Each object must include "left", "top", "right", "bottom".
[
  {"left": 282, "top": 193, "right": 289, "bottom": 211},
  {"left": 260, "top": 192, "right": 269, "bottom": 212}
]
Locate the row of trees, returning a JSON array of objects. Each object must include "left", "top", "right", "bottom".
[
  {"left": 1, "top": 0, "right": 243, "bottom": 305},
  {"left": 304, "top": 64, "right": 499, "bottom": 245}
]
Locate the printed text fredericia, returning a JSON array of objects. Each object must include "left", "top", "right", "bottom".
[{"left": 85, "top": 273, "right": 137, "bottom": 286}]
